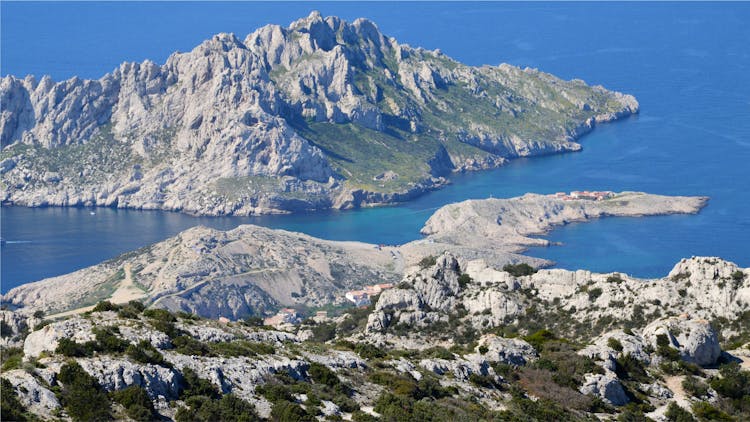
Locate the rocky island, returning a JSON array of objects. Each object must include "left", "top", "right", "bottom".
[
  {"left": 0, "top": 12, "right": 638, "bottom": 215},
  {"left": 2, "top": 195, "right": 749, "bottom": 420}
]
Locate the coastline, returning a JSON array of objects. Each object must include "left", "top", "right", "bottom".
[{"left": 2, "top": 191, "right": 706, "bottom": 317}]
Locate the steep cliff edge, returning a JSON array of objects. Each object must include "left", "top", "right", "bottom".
[{"left": 0, "top": 12, "right": 638, "bottom": 215}]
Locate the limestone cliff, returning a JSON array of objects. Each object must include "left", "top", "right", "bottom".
[{"left": 0, "top": 12, "right": 638, "bottom": 215}]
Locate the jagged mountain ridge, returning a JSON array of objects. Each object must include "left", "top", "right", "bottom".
[{"left": 0, "top": 12, "right": 638, "bottom": 215}]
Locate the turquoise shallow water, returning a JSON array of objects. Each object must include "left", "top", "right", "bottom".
[{"left": 2, "top": 2, "right": 749, "bottom": 292}]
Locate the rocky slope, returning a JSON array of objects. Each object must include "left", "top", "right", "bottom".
[
  {"left": 1, "top": 254, "right": 748, "bottom": 421},
  {"left": 1, "top": 224, "right": 404, "bottom": 319},
  {"left": 2, "top": 192, "right": 705, "bottom": 319},
  {"left": 0, "top": 12, "right": 638, "bottom": 215}
]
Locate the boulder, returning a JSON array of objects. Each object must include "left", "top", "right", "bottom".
[
  {"left": 23, "top": 317, "right": 95, "bottom": 358},
  {"left": 579, "top": 372, "right": 629, "bottom": 406},
  {"left": 476, "top": 335, "right": 537, "bottom": 366},
  {"left": 642, "top": 317, "right": 721, "bottom": 366}
]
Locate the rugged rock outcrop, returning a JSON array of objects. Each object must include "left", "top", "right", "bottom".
[
  {"left": 475, "top": 335, "right": 537, "bottom": 366},
  {"left": 579, "top": 372, "right": 629, "bottom": 406},
  {"left": 23, "top": 317, "right": 95, "bottom": 358},
  {"left": 0, "top": 13, "right": 638, "bottom": 215},
  {"left": 78, "top": 356, "right": 182, "bottom": 400},
  {"left": 2, "top": 369, "right": 61, "bottom": 418},
  {"left": 366, "top": 253, "right": 461, "bottom": 334},
  {"left": 642, "top": 317, "right": 722, "bottom": 366}
]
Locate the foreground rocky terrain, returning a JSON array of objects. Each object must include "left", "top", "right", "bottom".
[
  {"left": 2, "top": 192, "right": 706, "bottom": 318},
  {"left": 2, "top": 191, "right": 748, "bottom": 420},
  {"left": 1, "top": 253, "right": 748, "bottom": 421},
  {"left": 0, "top": 12, "right": 638, "bottom": 215}
]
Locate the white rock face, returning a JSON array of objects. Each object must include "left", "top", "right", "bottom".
[
  {"left": 366, "top": 253, "right": 461, "bottom": 333},
  {"left": 579, "top": 330, "right": 650, "bottom": 369},
  {"left": 418, "top": 357, "right": 490, "bottom": 381},
  {"left": 579, "top": 372, "right": 629, "bottom": 406},
  {"left": 23, "top": 317, "right": 95, "bottom": 358},
  {"left": 78, "top": 356, "right": 182, "bottom": 399},
  {"left": 165, "top": 352, "right": 308, "bottom": 400},
  {"left": 642, "top": 316, "right": 721, "bottom": 366},
  {"left": 476, "top": 335, "right": 537, "bottom": 366},
  {"left": 1, "top": 369, "right": 61, "bottom": 418}
]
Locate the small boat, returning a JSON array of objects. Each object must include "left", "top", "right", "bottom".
[{"left": 90, "top": 211, "right": 96, "bottom": 215}]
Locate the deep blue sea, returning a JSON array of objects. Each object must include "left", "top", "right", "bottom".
[{"left": 2, "top": 2, "right": 749, "bottom": 293}]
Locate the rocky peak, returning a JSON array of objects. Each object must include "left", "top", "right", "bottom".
[{"left": 668, "top": 256, "right": 745, "bottom": 285}]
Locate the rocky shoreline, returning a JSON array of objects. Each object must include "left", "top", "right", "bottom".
[{"left": 2, "top": 191, "right": 707, "bottom": 318}]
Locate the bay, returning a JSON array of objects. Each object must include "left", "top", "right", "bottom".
[{"left": 2, "top": 2, "right": 749, "bottom": 292}]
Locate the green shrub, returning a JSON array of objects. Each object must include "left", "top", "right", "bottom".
[
  {"left": 111, "top": 385, "right": 155, "bottom": 422},
  {"left": 92, "top": 300, "right": 120, "bottom": 312},
  {"left": 691, "top": 401, "right": 733, "bottom": 421},
  {"left": 176, "top": 394, "right": 259, "bottom": 422},
  {"left": 1, "top": 347, "right": 24, "bottom": 371},
  {"left": 126, "top": 340, "right": 168, "bottom": 366},
  {"left": 310, "top": 322, "right": 337, "bottom": 343},
  {"left": 173, "top": 335, "right": 211, "bottom": 356},
  {"left": 664, "top": 402, "right": 696, "bottom": 422},
  {"left": 682, "top": 375, "right": 710, "bottom": 398},
  {"left": 210, "top": 340, "right": 275, "bottom": 357},
  {"left": 55, "top": 338, "right": 94, "bottom": 357},
  {"left": 243, "top": 316, "right": 264, "bottom": 327},
  {"left": 93, "top": 326, "right": 130, "bottom": 353},
  {"left": 256, "top": 382, "right": 294, "bottom": 403},
  {"left": 615, "top": 353, "right": 650, "bottom": 383},
  {"left": 503, "top": 263, "right": 537, "bottom": 277},
  {"left": 608, "top": 337, "right": 624, "bottom": 352},
  {"left": 355, "top": 342, "right": 386, "bottom": 359},
  {"left": 588, "top": 287, "right": 603, "bottom": 302},
  {"left": 58, "top": 361, "right": 113, "bottom": 421},
  {"left": 468, "top": 373, "right": 499, "bottom": 388},
  {"left": 732, "top": 271, "right": 746, "bottom": 283},
  {"left": 423, "top": 346, "right": 454, "bottom": 360},
  {"left": 457, "top": 273, "right": 472, "bottom": 289},
  {"left": 117, "top": 301, "right": 146, "bottom": 319},
  {"left": 1, "top": 378, "right": 29, "bottom": 422},
  {"left": 418, "top": 256, "right": 437, "bottom": 269},
  {"left": 180, "top": 367, "right": 220, "bottom": 400},
  {"left": 709, "top": 362, "right": 750, "bottom": 399},
  {"left": 270, "top": 400, "right": 312, "bottom": 421},
  {"left": 656, "top": 334, "right": 681, "bottom": 361},
  {"left": 607, "top": 274, "right": 625, "bottom": 283},
  {"left": 352, "top": 410, "right": 380, "bottom": 422},
  {"left": 523, "top": 329, "right": 556, "bottom": 350},
  {"left": 143, "top": 308, "right": 176, "bottom": 322},
  {"left": 308, "top": 362, "right": 340, "bottom": 388}
]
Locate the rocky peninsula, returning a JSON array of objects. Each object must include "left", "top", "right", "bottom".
[
  {"left": 2, "top": 191, "right": 707, "bottom": 319},
  {"left": 0, "top": 12, "right": 638, "bottom": 216}
]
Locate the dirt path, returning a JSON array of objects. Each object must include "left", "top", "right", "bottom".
[
  {"left": 664, "top": 375, "right": 691, "bottom": 409},
  {"left": 47, "top": 264, "right": 146, "bottom": 319},
  {"left": 109, "top": 263, "right": 147, "bottom": 304}
]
